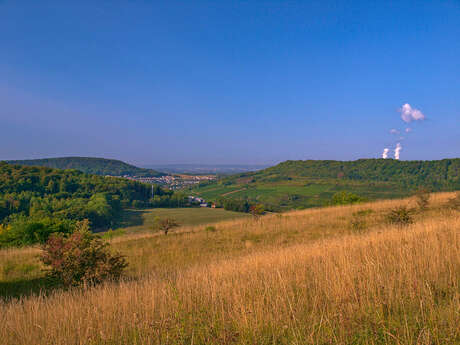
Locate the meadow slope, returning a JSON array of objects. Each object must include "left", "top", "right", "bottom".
[{"left": 0, "top": 193, "right": 459, "bottom": 344}]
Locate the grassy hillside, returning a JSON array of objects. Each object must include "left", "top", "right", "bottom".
[
  {"left": 0, "top": 192, "right": 459, "bottom": 344},
  {"left": 191, "top": 158, "right": 460, "bottom": 211},
  {"left": 5, "top": 157, "right": 165, "bottom": 177}
]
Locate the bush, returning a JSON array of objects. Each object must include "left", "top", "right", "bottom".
[
  {"left": 414, "top": 189, "right": 430, "bottom": 211},
  {"left": 131, "top": 200, "right": 145, "bottom": 209},
  {"left": 446, "top": 192, "right": 460, "bottom": 210},
  {"left": 386, "top": 206, "right": 414, "bottom": 226},
  {"left": 205, "top": 225, "right": 217, "bottom": 233},
  {"left": 249, "top": 204, "right": 265, "bottom": 219},
  {"left": 331, "top": 191, "right": 365, "bottom": 205},
  {"left": 41, "top": 219, "right": 127, "bottom": 287}
]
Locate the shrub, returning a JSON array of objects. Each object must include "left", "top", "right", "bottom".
[
  {"left": 386, "top": 206, "right": 414, "bottom": 226},
  {"left": 41, "top": 219, "right": 128, "bottom": 287},
  {"left": 350, "top": 216, "right": 367, "bottom": 232},
  {"left": 249, "top": 204, "right": 265, "bottom": 219},
  {"left": 446, "top": 192, "right": 460, "bottom": 210},
  {"left": 205, "top": 225, "right": 217, "bottom": 233},
  {"left": 131, "top": 200, "right": 145, "bottom": 209},
  {"left": 414, "top": 188, "right": 430, "bottom": 211},
  {"left": 331, "top": 191, "right": 365, "bottom": 206}
]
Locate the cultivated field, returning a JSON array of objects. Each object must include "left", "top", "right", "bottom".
[
  {"left": 1, "top": 193, "right": 459, "bottom": 344},
  {"left": 191, "top": 178, "right": 410, "bottom": 210}
]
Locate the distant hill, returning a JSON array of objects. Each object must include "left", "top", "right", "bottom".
[
  {"left": 145, "top": 163, "right": 271, "bottom": 175},
  {"left": 191, "top": 158, "right": 460, "bottom": 211},
  {"left": 5, "top": 157, "right": 165, "bottom": 177}
]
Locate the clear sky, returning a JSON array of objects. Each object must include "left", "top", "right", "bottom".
[{"left": 1, "top": 0, "right": 459, "bottom": 165}]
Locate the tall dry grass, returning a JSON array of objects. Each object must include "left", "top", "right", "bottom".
[{"left": 1, "top": 193, "right": 459, "bottom": 344}]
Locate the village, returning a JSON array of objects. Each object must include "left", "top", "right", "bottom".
[{"left": 123, "top": 174, "right": 216, "bottom": 190}]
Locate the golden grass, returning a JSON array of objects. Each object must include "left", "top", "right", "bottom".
[{"left": 0, "top": 192, "right": 459, "bottom": 344}]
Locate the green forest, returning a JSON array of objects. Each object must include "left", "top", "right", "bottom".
[
  {"left": 0, "top": 162, "right": 186, "bottom": 247},
  {"left": 6, "top": 157, "right": 165, "bottom": 177}
]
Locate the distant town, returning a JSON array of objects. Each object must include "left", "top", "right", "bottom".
[{"left": 121, "top": 174, "right": 216, "bottom": 189}]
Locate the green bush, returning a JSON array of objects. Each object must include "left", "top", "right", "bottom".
[
  {"left": 41, "top": 220, "right": 127, "bottom": 287},
  {"left": 331, "top": 191, "right": 366, "bottom": 205},
  {"left": 205, "top": 225, "right": 217, "bottom": 233}
]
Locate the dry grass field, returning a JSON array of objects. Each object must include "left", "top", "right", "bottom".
[{"left": 1, "top": 193, "right": 459, "bottom": 344}]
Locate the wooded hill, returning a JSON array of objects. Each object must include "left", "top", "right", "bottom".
[
  {"left": 191, "top": 159, "right": 460, "bottom": 211},
  {"left": 257, "top": 159, "right": 460, "bottom": 188},
  {"left": 0, "top": 162, "right": 185, "bottom": 247},
  {"left": 5, "top": 157, "right": 165, "bottom": 177}
]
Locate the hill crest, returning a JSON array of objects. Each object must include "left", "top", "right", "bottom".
[{"left": 5, "top": 157, "right": 166, "bottom": 177}]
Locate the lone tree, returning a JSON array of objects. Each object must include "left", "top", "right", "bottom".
[
  {"left": 250, "top": 204, "right": 265, "bottom": 219},
  {"left": 41, "top": 219, "right": 128, "bottom": 287},
  {"left": 154, "top": 217, "right": 179, "bottom": 235}
]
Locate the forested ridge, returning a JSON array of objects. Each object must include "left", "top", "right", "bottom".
[
  {"left": 5, "top": 157, "right": 165, "bottom": 177},
  {"left": 242, "top": 159, "right": 460, "bottom": 188},
  {"left": 0, "top": 162, "right": 185, "bottom": 247}
]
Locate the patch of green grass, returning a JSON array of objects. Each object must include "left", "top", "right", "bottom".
[
  {"left": 100, "top": 228, "right": 127, "bottom": 240},
  {"left": 116, "top": 207, "right": 249, "bottom": 234}
]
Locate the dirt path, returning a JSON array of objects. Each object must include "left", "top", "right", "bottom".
[{"left": 221, "top": 188, "right": 247, "bottom": 196}]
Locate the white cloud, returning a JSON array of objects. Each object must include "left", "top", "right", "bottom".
[
  {"left": 382, "top": 148, "right": 389, "bottom": 159},
  {"left": 390, "top": 129, "right": 400, "bottom": 135},
  {"left": 405, "top": 127, "right": 412, "bottom": 133},
  {"left": 399, "top": 103, "right": 425, "bottom": 123},
  {"left": 394, "top": 143, "right": 402, "bottom": 160}
]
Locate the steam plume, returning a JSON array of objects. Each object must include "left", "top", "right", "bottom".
[
  {"left": 399, "top": 103, "right": 425, "bottom": 123},
  {"left": 394, "top": 143, "right": 402, "bottom": 160},
  {"left": 382, "top": 148, "right": 389, "bottom": 159}
]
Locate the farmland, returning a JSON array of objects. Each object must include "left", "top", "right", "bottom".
[
  {"left": 192, "top": 178, "right": 409, "bottom": 210},
  {"left": 190, "top": 159, "right": 460, "bottom": 210}
]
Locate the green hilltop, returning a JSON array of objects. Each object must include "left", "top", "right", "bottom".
[
  {"left": 5, "top": 157, "right": 165, "bottom": 177},
  {"left": 191, "top": 158, "right": 460, "bottom": 211}
]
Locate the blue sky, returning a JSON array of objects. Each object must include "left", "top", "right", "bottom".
[{"left": 1, "top": 0, "right": 459, "bottom": 165}]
